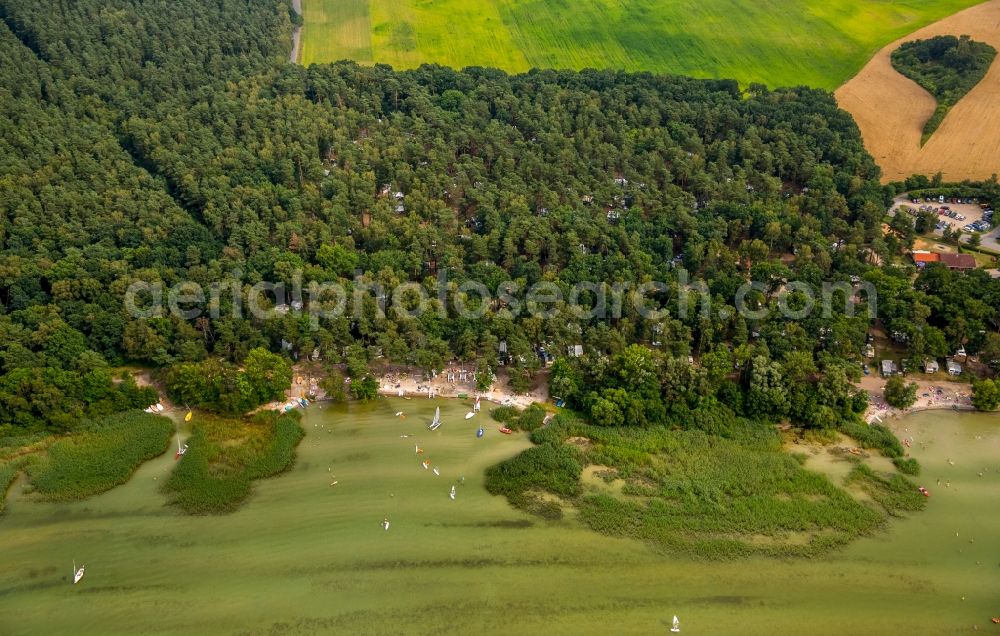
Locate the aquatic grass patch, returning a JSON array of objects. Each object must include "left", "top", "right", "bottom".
[
  {"left": 162, "top": 411, "right": 304, "bottom": 514},
  {"left": 490, "top": 403, "right": 547, "bottom": 432},
  {"left": 487, "top": 409, "right": 897, "bottom": 558},
  {"left": 489, "top": 406, "right": 519, "bottom": 423},
  {"left": 24, "top": 411, "right": 173, "bottom": 501},
  {"left": 847, "top": 464, "right": 926, "bottom": 516},
  {"left": 484, "top": 442, "right": 582, "bottom": 500},
  {"left": 839, "top": 419, "right": 905, "bottom": 459},
  {"left": 0, "top": 433, "right": 51, "bottom": 460},
  {"left": 892, "top": 457, "right": 920, "bottom": 476}
]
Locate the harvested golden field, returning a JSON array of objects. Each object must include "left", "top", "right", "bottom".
[{"left": 836, "top": 0, "right": 1000, "bottom": 182}]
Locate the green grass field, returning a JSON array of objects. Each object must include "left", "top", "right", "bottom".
[{"left": 299, "top": 0, "right": 983, "bottom": 88}]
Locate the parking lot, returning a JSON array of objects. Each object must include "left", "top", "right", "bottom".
[{"left": 891, "top": 195, "right": 999, "bottom": 249}]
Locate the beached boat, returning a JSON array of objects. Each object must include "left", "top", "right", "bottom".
[
  {"left": 918, "top": 486, "right": 930, "bottom": 497},
  {"left": 449, "top": 485, "right": 456, "bottom": 500},
  {"left": 73, "top": 561, "right": 85, "bottom": 584},
  {"left": 428, "top": 407, "right": 442, "bottom": 431},
  {"left": 155, "top": 403, "right": 165, "bottom": 412},
  {"left": 671, "top": 615, "right": 680, "bottom": 632},
  {"left": 474, "top": 396, "right": 481, "bottom": 412},
  {"left": 499, "top": 426, "right": 513, "bottom": 435},
  {"left": 476, "top": 427, "right": 484, "bottom": 438},
  {"left": 184, "top": 410, "right": 193, "bottom": 422}
]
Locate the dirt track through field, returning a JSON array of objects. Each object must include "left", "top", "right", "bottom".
[
  {"left": 290, "top": 0, "right": 302, "bottom": 64},
  {"left": 836, "top": 0, "right": 1000, "bottom": 182}
]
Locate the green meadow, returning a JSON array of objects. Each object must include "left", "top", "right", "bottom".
[{"left": 299, "top": 0, "right": 982, "bottom": 88}]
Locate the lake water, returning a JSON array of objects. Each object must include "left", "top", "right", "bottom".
[{"left": 0, "top": 402, "right": 997, "bottom": 635}]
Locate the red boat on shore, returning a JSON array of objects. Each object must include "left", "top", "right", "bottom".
[
  {"left": 918, "top": 486, "right": 930, "bottom": 497},
  {"left": 499, "top": 426, "right": 513, "bottom": 435}
]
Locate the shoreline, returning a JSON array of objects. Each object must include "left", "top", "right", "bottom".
[
  {"left": 258, "top": 364, "right": 551, "bottom": 414},
  {"left": 858, "top": 375, "right": 973, "bottom": 426},
  {"left": 374, "top": 366, "right": 549, "bottom": 409}
]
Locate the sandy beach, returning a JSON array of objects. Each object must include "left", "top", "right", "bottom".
[
  {"left": 858, "top": 375, "right": 973, "bottom": 425},
  {"left": 260, "top": 363, "right": 550, "bottom": 414},
  {"left": 375, "top": 365, "right": 549, "bottom": 409}
]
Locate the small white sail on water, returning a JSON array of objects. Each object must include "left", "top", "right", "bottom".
[
  {"left": 428, "top": 407, "right": 442, "bottom": 431},
  {"left": 670, "top": 615, "right": 680, "bottom": 633},
  {"left": 449, "top": 485, "right": 456, "bottom": 500},
  {"left": 72, "top": 561, "right": 85, "bottom": 584}
]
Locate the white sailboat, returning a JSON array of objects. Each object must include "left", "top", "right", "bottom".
[
  {"left": 670, "top": 615, "right": 680, "bottom": 633},
  {"left": 72, "top": 560, "right": 85, "bottom": 584},
  {"left": 474, "top": 396, "right": 481, "bottom": 412},
  {"left": 382, "top": 518, "right": 390, "bottom": 531},
  {"left": 432, "top": 467, "right": 440, "bottom": 476},
  {"left": 175, "top": 436, "right": 189, "bottom": 460},
  {"left": 449, "top": 485, "right": 456, "bottom": 500},
  {"left": 464, "top": 411, "right": 475, "bottom": 419},
  {"left": 428, "top": 406, "right": 442, "bottom": 431}
]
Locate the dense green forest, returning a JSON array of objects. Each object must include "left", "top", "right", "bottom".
[
  {"left": 0, "top": 0, "right": 998, "bottom": 444},
  {"left": 890, "top": 35, "right": 997, "bottom": 144}
]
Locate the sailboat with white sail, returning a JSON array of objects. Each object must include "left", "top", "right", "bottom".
[
  {"left": 72, "top": 560, "right": 85, "bottom": 584},
  {"left": 174, "top": 423, "right": 189, "bottom": 460},
  {"left": 466, "top": 395, "right": 480, "bottom": 419},
  {"left": 670, "top": 615, "right": 680, "bottom": 633},
  {"left": 449, "top": 485, "right": 456, "bottom": 500},
  {"left": 428, "top": 406, "right": 442, "bottom": 431}
]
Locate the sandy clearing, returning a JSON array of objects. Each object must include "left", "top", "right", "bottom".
[{"left": 836, "top": 0, "right": 1000, "bottom": 182}]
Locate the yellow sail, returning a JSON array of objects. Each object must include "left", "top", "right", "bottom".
[{"left": 184, "top": 410, "right": 193, "bottom": 422}]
